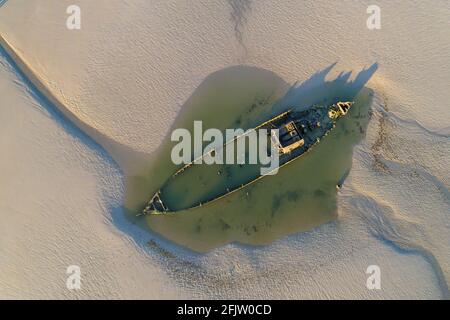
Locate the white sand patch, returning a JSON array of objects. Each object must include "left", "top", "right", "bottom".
[{"left": 0, "top": 51, "right": 182, "bottom": 299}]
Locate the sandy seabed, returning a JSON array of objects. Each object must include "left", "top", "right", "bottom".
[{"left": 0, "top": 0, "right": 449, "bottom": 299}]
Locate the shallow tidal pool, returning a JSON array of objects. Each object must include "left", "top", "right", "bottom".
[{"left": 125, "top": 65, "right": 374, "bottom": 252}]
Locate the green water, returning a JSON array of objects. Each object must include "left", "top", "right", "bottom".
[
  {"left": 125, "top": 66, "right": 372, "bottom": 252},
  {"left": 161, "top": 157, "right": 265, "bottom": 212}
]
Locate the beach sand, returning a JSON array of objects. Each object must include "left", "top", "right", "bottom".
[{"left": 0, "top": 0, "right": 449, "bottom": 298}]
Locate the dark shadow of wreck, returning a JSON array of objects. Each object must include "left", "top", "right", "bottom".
[{"left": 272, "top": 62, "right": 378, "bottom": 114}]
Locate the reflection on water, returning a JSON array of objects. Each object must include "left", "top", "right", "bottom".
[{"left": 125, "top": 64, "right": 376, "bottom": 252}]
